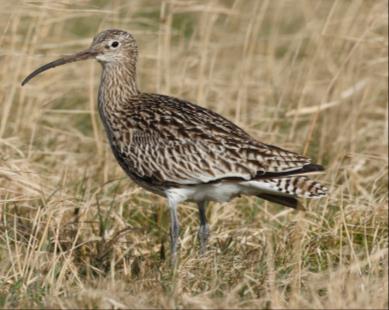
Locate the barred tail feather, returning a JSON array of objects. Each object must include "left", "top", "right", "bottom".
[
  {"left": 246, "top": 176, "right": 327, "bottom": 207},
  {"left": 262, "top": 176, "right": 328, "bottom": 198}
]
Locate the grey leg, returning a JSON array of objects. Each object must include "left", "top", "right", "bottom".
[
  {"left": 168, "top": 199, "right": 180, "bottom": 264},
  {"left": 197, "top": 201, "right": 209, "bottom": 255}
]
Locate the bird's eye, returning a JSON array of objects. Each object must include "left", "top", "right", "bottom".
[{"left": 110, "top": 41, "right": 119, "bottom": 48}]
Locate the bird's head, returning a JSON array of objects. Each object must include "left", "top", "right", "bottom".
[
  {"left": 21, "top": 29, "right": 138, "bottom": 86},
  {"left": 92, "top": 29, "right": 138, "bottom": 64}
]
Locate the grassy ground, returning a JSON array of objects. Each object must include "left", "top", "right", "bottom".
[{"left": 0, "top": 0, "right": 387, "bottom": 308}]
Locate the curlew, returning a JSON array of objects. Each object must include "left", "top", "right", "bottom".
[{"left": 22, "top": 29, "right": 327, "bottom": 261}]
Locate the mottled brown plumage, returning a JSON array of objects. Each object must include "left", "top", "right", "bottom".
[
  {"left": 102, "top": 93, "right": 316, "bottom": 189},
  {"left": 22, "top": 29, "right": 327, "bottom": 261}
]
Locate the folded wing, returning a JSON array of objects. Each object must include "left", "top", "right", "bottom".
[{"left": 117, "top": 93, "right": 321, "bottom": 186}]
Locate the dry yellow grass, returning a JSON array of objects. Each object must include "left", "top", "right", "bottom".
[{"left": 0, "top": 0, "right": 388, "bottom": 308}]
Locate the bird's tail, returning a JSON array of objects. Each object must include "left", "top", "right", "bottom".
[
  {"left": 247, "top": 176, "right": 328, "bottom": 209},
  {"left": 261, "top": 176, "right": 328, "bottom": 198}
]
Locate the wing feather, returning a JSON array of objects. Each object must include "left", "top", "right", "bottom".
[{"left": 116, "top": 93, "right": 313, "bottom": 186}]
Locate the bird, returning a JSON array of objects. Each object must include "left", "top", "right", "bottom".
[{"left": 21, "top": 29, "right": 327, "bottom": 261}]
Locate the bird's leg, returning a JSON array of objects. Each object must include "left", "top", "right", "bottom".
[
  {"left": 197, "top": 201, "right": 209, "bottom": 255},
  {"left": 168, "top": 199, "right": 180, "bottom": 265}
]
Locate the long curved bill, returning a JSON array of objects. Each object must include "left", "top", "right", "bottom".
[{"left": 21, "top": 48, "right": 98, "bottom": 86}]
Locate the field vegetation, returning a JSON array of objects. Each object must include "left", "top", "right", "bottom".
[{"left": 0, "top": 0, "right": 387, "bottom": 308}]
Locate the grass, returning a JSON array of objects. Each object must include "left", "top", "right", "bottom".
[{"left": 0, "top": 0, "right": 388, "bottom": 308}]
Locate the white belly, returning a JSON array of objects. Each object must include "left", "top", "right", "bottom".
[{"left": 165, "top": 180, "right": 280, "bottom": 205}]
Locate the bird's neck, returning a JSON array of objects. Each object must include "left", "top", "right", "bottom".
[{"left": 99, "top": 60, "right": 140, "bottom": 109}]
